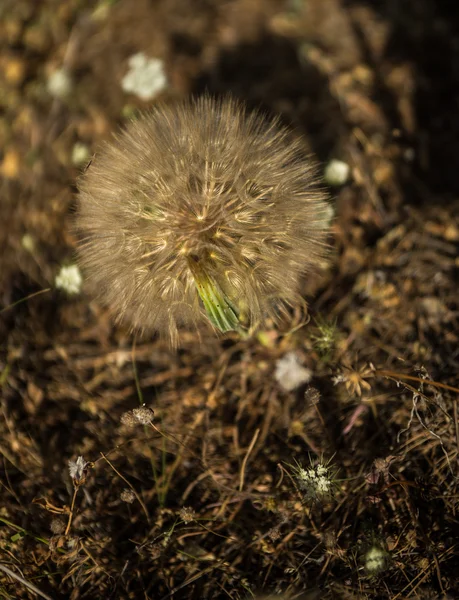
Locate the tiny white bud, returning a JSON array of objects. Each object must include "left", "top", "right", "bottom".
[
  {"left": 72, "top": 142, "right": 91, "bottom": 167},
  {"left": 121, "top": 53, "right": 167, "bottom": 101},
  {"left": 55, "top": 264, "right": 82, "bottom": 295},
  {"left": 47, "top": 68, "right": 73, "bottom": 99},
  {"left": 324, "top": 159, "right": 350, "bottom": 187},
  {"left": 275, "top": 352, "right": 312, "bottom": 392},
  {"left": 21, "top": 233, "right": 35, "bottom": 252},
  {"left": 365, "top": 546, "right": 388, "bottom": 574}
]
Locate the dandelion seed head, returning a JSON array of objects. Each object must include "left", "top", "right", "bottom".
[{"left": 76, "top": 96, "right": 330, "bottom": 345}]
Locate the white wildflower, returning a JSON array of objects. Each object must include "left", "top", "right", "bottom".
[
  {"left": 121, "top": 53, "right": 167, "bottom": 101},
  {"left": 289, "top": 458, "right": 336, "bottom": 503},
  {"left": 47, "top": 67, "right": 73, "bottom": 99},
  {"left": 21, "top": 233, "right": 35, "bottom": 252},
  {"left": 324, "top": 159, "right": 350, "bottom": 187},
  {"left": 55, "top": 264, "right": 82, "bottom": 295},
  {"left": 364, "top": 546, "right": 388, "bottom": 574},
  {"left": 68, "top": 456, "right": 89, "bottom": 486},
  {"left": 323, "top": 202, "right": 335, "bottom": 227},
  {"left": 71, "top": 142, "right": 91, "bottom": 167},
  {"left": 275, "top": 352, "right": 312, "bottom": 391}
]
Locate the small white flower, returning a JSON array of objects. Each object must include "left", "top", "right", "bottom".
[
  {"left": 324, "top": 159, "right": 350, "bottom": 187},
  {"left": 332, "top": 374, "right": 346, "bottom": 385},
  {"left": 365, "top": 546, "right": 388, "bottom": 574},
  {"left": 323, "top": 202, "right": 335, "bottom": 227},
  {"left": 121, "top": 53, "right": 167, "bottom": 101},
  {"left": 55, "top": 264, "right": 82, "bottom": 295},
  {"left": 47, "top": 68, "right": 73, "bottom": 99},
  {"left": 71, "top": 142, "right": 91, "bottom": 167},
  {"left": 68, "top": 456, "right": 89, "bottom": 485},
  {"left": 289, "top": 458, "right": 336, "bottom": 503},
  {"left": 275, "top": 352, "right": 312, "bottom": 391},
  {"left": 21, "top": 233, "right": 35, "bottom": 252}
]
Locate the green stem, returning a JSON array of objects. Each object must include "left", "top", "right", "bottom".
[{"left": 187, "top": 257, "right": 240, "bottom": 333}]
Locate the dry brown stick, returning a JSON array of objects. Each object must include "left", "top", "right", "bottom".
[
  {"left": 239, "top": 428, "right": 260, "bottom": 492},
  {"left": 64, "top": 487, "right": 79, "bottom": 536},
  {"left": 0, "top": 564, "right": 53, "bottom": 600},
  {"left": 376, "top": 370, "right": 459, "bottom": 394}
]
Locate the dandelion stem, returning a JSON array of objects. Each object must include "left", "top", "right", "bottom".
[{"left": 187, "top": 257, "right": 240, "bottom": 333}]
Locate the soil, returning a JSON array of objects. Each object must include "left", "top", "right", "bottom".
[{"left": 1, "top": 1, "right": 459, "bottom": 599}]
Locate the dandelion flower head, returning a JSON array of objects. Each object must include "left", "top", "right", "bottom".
[{"left": 76, "top": 96, "right": 330, "bottom": 345}]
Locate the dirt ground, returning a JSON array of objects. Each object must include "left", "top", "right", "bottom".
[{"left": 1, "top": 0, "right": 459, "bottom": 598}]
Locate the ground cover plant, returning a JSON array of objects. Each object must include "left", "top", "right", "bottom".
[{"left": 1, "top": 1, "right": 459, "bottom": 599}]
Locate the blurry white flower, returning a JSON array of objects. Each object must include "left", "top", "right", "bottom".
[
  {"left": 21, "top": 233, "right": 35, "bottom": 252},
  {"left": 324, "top": 159, "right": 350, "bottom": 187},
  {"left": 71, "top": 142, "right": 91, "bottom": 167},
  {"left": 323, "top": 202, "right": 335, "bottom": 228},
  {"left": 68, "top": 455, "right": 89, "bottom": 486},
  {"left": 47, "top": 68, "right": 73, "bottom": 99},
  {"left": 121, "top": 53, "right": 167, "bottom": 101},
  {"left": 275, "top": 352, "right": 312, "bottom": 391},
  {"left": 55, "top": 264, "right": 82, "bottom": 295},
  {"left": 364, "top": 545, "right": 388, "bottom": 574}
]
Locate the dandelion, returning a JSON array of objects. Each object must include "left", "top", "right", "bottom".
[{"left": 76, "top": 96, "right": 330, "bottom": 346}]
